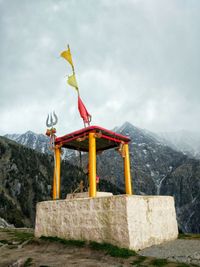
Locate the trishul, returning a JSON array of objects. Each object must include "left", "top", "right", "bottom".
[
  {"left": 46, "top": 111, "right": 58, "bottom": 128},
  {"left": 45, "top": 111, "right": 60, "bottom": 199},
  {"left": 46, "top": 111, "right": 58, "bottom": 149}
]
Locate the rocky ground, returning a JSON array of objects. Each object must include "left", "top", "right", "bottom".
[
  {"left": 0, "top": 228, "right": 200, "bottom": 267},
  {"left": 138, "top": 237, "right": 200, "bottom": 266}
]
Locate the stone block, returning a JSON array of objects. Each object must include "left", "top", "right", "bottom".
[
  {"left": 35, "top": 195, "right": 178, "bottom": 251},
  {"left": 66, "top": 191, "right": 113, "bottom": 199}
]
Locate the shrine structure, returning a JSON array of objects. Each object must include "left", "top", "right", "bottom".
[
  {"left": 35, "top": 46, "right": 178, "bottom": 251},
  {"left": 52, "top": 125, "right": 132, "bottom": 199}
]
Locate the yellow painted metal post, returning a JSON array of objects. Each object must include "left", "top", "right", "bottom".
[
  {"left": 124, "top": 144, "right": 133, "bottom": 195},
  {"left": 53, "top": 146, "right": 61, "bottom": 200},
  {"left": 89, "top": 132, "right": 96, "bottom": 197},
  {"left": 53, "top": 168, "right": 57, "bottom": 200}
]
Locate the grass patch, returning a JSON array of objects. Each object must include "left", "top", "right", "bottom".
[
  {"left": 24, "top": 257, "right": 33, "bottom": 267},
  {"left": 131, "top": 255, "right": 147, "bottom": 265},
  {"left": 40, "top": 236, "right": 86, "bottom": 247},
  {"left": 150, "top": 258, "right": 169, "bottom": 266},
  {"left": 0, "top": 229, "right": 34, "bottom": 245},
  {"left": 89, "top": 241, "right": 136, "bottom": 258},
  {"left": 11, "top": 230, "right": 34, "bottom": 242},
  {"left": 0, "top": 228, "right": 11, "bottom": 232},
  {"left": 177, "top": 264, "right": 190, "bottom": 267},
  {"left": 177, "top": 264, "right": 199, "bottom": 267},
  {"left": 178, "top": 233, "right": 200, "bottom": 240},
  {"left": 150, "top": 258, "right": 198, "bottom": 267},
  {"left": 40, "top": 236, "right": 136, "bottom": 259}
]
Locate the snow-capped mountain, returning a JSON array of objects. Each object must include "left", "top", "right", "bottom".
[
  {"left": 4, "top": 123, "right": 200, "bottom": 232},
  {"left": 4, "top": 131, "right": 75, "bottom": 160},
  {"left": 99, "top": 122, "right": 186, "bottom": 195},
  {"left": 158, "top": 130, "right": 200, "bottom": 159},
  {"left": 97, "top": 122, "right": 200, "bottom": 233},
  {"left": 5, "top": 131, "right": 50, "bottom": 154}
]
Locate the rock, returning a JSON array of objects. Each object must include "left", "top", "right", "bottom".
[{"left": 0, "top": 217, "right": 14, "bottom": 228}]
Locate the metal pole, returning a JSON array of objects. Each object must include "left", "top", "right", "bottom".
[
  {"left": 52, "top": 134, "right": 57, "bottom": 200},
  {"left": 124, "top": 144, "right": 132, "bottom": 195},
  {"left": 89, "top": 132, "right": 96, "bottom": 197},
  {"left": 53, "top": 167, "right": 57, "bottom": 200},
  {"left": 53, "top": 146, "right": 61, "bottom": 199}
]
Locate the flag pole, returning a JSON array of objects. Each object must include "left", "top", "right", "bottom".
[
  {"left": 68, "top": 44, "right": 75, "bottom": 73},
  {"left": 60, "top": 45, "right": 91, "bottom": 127},
  {"left": 68, "top": 44, "right": 77, "bottom": 92}
]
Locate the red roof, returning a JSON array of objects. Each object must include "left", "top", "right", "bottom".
[{"left": 55, "top": 125, "right": 130, "bottom": 152}]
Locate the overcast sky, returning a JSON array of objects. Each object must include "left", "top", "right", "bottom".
[{"left": 0, "top": 0, "right": 200, "bottom": 136}]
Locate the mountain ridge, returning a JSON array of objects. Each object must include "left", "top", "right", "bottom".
[
  {"left": 5, "top": 123, "right": 200, "bottom": 160},
  {"left": 0, "top": 136, "right": 122, "bottom": 227},
  {"left": 3, "top": 123, "right": 200, "bottom": 233},
  {"left": 97, "top": 122, "right": 200, "bottom": 232},
  {"left": 158, "top": 130, "right": 200, "bottom": 159}
]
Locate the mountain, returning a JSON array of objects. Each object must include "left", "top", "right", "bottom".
[
  {"left": 0, "top": 136, "right": 87, "bottom": 227},
  {"left": 5, "top": 131, "right": 75, "bottom": 160},
  {"left": 5, "top": 131, "right": 50, "bottom": 154},
  {"left": 4, "top": 123, "right": 200, "bottom": 233},
  {"left": 6, "top": 128, "right": 200, "bottom": 161},
  {"left": 96, "top": 122, "right": 200, "bottom": 233},
  {"left": 158, "top": 130, "right": 200, "bottom": 159},
  {"left": 98, "top": 122, "right": 187, "bottom": 194},
  {"left": 0, "top": 136, "right": 121, "bottom": 228},
  {"left": 160, "top": 158, "right": 200, "bottom": 233}
]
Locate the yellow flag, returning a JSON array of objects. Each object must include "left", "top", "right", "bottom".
[
  {"left": 60, "top": 47, "right": 74, "bottom": 69},
  {"left": 67, "top": 74, "right": 78, "bottom": 90}
]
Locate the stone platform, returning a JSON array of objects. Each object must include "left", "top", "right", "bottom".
[
  {"left": 34, "top": 195, "right": 178, "bottom": 251},
  {"left": 66, "top": 191, "right": 113, "bottom": 199}
]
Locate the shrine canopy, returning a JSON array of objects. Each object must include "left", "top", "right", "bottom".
[{"left": 55, "top": 125, "right": 130, "bottom": 152}]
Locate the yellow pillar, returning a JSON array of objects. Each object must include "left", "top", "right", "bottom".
[
  {"left": 89, "top": 132, "right": 96, "bottom": 197},
  {"left": 123, "top": 144, "right": 132, "bottom": 195},
  {"left": 53, "top": 168, "right": 57, "bottom": 200},
  {"left": 53, "top": 146, "right": 61, "bottom": 200}
]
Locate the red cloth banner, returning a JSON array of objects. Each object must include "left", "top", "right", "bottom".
[{"left": 78, "top": 96, "right": 91, "bottom": 124}]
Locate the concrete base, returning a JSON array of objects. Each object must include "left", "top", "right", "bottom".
[
  {"left": 66, "top": 191, "right": 113, "bottom": 199},
  {"left": 35, "top": 195, "right": 178, "bottom": 251}
]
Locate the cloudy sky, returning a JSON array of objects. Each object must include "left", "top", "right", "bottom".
[{"left": 0, "top": 0, "right": 200, "bottom": 136}]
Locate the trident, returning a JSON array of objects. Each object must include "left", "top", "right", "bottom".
[
  {"left": 45, "top": 111, "right": 59, "bottom": 199},
  {"left": 46, "top": 111, "right": 58, "bottom": 150},
  {"left": 46, "top": 111, "right": 58, "bottom": 128}
]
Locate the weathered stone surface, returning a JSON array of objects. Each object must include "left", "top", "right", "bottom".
[
  {"left": 35, "top": 195, "right": 178, "bottom": 251},
  {"left": 127, "top": 196, "right": 178, "bottom": 250},
  {"left": 66, "top": 192, "right": 113, "bottom": 199}
]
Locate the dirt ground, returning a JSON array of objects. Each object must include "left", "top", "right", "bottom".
[{"left": 0, "top": 228, "right": 199, "bottom": 267}]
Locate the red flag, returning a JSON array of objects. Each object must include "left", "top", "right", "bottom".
[{"left": 78, "top": 96, "right": 91, "bottom": 125}]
